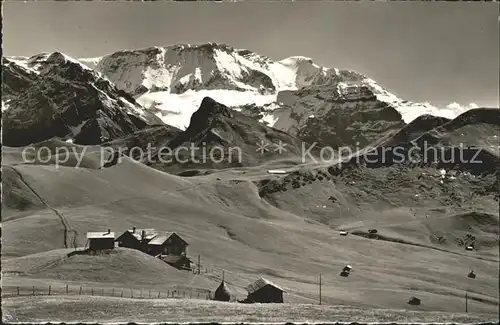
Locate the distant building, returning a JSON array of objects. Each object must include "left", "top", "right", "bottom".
[
  {"left": 86, "top": 229, "right": 115, "bottom": 251},
  {"left": 146, "top": 232, "right": 188, "bottom": 256},
  {"left": 244, "top": 278, "right": 285, "bottom": 303},
  {"left": 115, "top": 228, "right": 189, "bottom": 265},
  {"left": 115, "top": 227, "right": 157, "bottom": 251}
]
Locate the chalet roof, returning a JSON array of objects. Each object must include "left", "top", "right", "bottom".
[
  {"left": 117, "top": 228, "right": 157, "bottom": 241},
  {"left": 148, "top": 232, "right": 188, "bottom": 246},
  {"left": 245, "top": 278, "right": 285, "bottom": 294},
  {"left": 87, "top": 231, "right": 115, "bottom": 239},
  {"left": 116, "top": 229, "right": 188, "bottom": 245},
  {"left": 147, "top": 232, "right": 174, "bottom": 245}
]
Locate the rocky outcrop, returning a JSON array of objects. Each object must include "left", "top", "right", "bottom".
[
  {"left": 273, "top": 84, "right": 406, "bottom": 149},
  {"left": 2, "top": 53, "right": 163, "bottom": 147}
]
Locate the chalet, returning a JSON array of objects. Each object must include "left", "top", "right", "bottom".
[
  {"left": 244, "top": 278, "right": 285, "bottom": 303},
  {"left": 86, "top": 229, "right": 115, "bottom": 251},
  {"left": 115, "top": 227, "right": 157, "bottom": 251},
  {"left": 146, "top": 232, "right": 188, "bottom": 256}
]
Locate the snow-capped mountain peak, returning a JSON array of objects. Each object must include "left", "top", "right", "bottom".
[
  {"left": 79, "top": 43, "right": 483, "bottom": 130},
  {"left": 85, "top": 43, "right": 276, "bottom": 98}
]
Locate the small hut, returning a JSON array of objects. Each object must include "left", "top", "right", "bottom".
[
  {"left": 86, "top": 230, "right": 115, "bottom": 251},
  {"left": 408, "top": 296, "right": 421, "bottom": 305},
  {"left": 244, "top": 278, "right": 285, "bottom": 303},
  {"left": 340, "top": 270, "right": 349, "bottom": 277},
  {"left": 213, "top": 280, "right": 234, "bottom": 302}
]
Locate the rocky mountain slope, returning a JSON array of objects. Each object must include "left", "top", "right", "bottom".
[
  {"left": 79, "top": 43, "right": 448, "bottom": 134},
  {"left": 2, "top": 53, "right": 163, "bottom": 147},
  {"left": 272, "top": 83, "right": 406, "bottom": 149},
  {"left": 3, "top": 140, "right": 498, "bottom": 316},
  {"left": 147, "top": 97, "right": 309, "bottom": 172}
]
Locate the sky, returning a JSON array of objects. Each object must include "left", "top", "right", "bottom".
[{"left": 3, "top": 2, "right": 499, "bottom": 109}]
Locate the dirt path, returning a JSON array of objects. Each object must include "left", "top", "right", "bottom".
[{"left": 9, "top": 166, "right": 78, "bottom": 249}]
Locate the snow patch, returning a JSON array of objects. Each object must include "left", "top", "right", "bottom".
[{"left": 137, "top": 89, "right": 276, "bottom": 130}]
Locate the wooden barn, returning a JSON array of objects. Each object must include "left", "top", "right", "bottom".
[
  {"left": 86, "top": 230, "right": 115, "bottom": 251},
  {"left": 146, "top": 232, "right": 188, "bottom": 256},
  {"left": 244, "top": 278, "right": 285, "bottom": 303}
]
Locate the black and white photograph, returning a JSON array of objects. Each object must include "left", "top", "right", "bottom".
[{"left": 1, "top": 1, "right": 499, "bottom": 323}]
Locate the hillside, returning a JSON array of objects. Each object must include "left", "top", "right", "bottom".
[
  {"left": 3, "top": 296, "right": 498, "bottom": 323},
  {"left": 2, "top": 142, "right": 498, "bottom": 316}
]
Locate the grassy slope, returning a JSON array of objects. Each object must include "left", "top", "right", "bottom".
[
  {"left": 2, "top": 147, "right": 499, "bottom": 319},
  {"left": 2, "top": 296, "right": 498, "bottom": 323}
]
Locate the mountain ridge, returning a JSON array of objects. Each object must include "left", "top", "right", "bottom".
[
  {"left": 2, "top": 53, "right": 163, "bottom": 147},
  {"left": 73, "top": 43, "right": 455, "bottom": 129}
]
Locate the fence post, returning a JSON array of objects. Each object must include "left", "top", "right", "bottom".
[
  {"left": 92, "top": 288, "right": 94, "bottom": 296},
  {"left": 158, "top": 292, "right": 161, "bottom": 299},
  {"left": 465, "top": 291, "right": 468, "bottom": 313},
  {"left": 121, "top": 291, "right": 123, "bottom": 298},
  {"left": 17, "top": 286, "right": 20, "bottom": 296},
  {"left": 66, "top": 285, "right": 69, "bottom": 294},
  {"left": 48, "top": 286, "right": 51, "bottom": 296},
  {"left": 79, "top": 286, "right": 82, "bottom": 296},
  {"left": 167, "top": 290, "right": 169, "bottom": 297},
  {"left": 198, "top": 255, "right": 201, "bottom": 274},
  {"left": 131, "top": 289, "right": 133, "bottom": 298},
  {"left": 33, "top": 286, "right": 35, "bottom": 296},
  {"left": 112, "top": 288, "right": 115, "bottom": 297}
]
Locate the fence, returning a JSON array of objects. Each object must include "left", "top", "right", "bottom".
[{"left": 2, "top": 284, "right": 212, "bottom": 301}]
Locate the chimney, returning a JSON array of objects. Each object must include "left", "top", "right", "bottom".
[
  {"left": 141, "top": 230, "right": 146, "bottom": 242},
  {"left": 107, "top": 229, "right": 111, "bottom": 234},
  {"left": 132, "top": 226, "right": 136, "bottom": 233}
]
